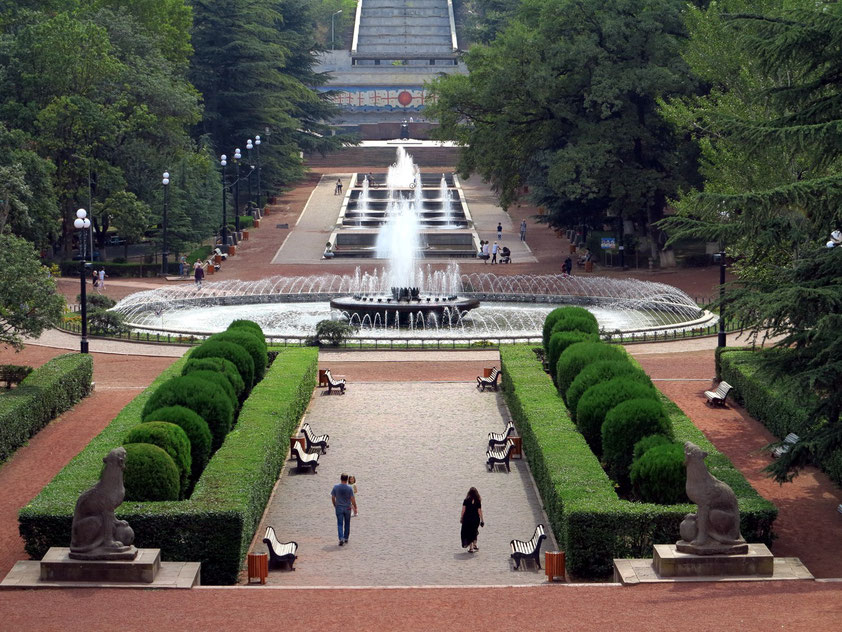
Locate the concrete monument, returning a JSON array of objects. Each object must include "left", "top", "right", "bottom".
[
  {"left": 677, "top": 441, "right": 748, "bottom": 555},
  {"left": 69, "top": 446, "right": 137, "bottom": 560}
]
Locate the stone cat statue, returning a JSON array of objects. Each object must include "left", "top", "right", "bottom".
[
  {"left": 69, "top": 447, "right": 137, "bottom": 560},
  {"left": 677, "top": 442, "right": 747, "bottom": 555}
]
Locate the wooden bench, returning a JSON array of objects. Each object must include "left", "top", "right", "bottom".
[
  {"left": 0, "top": 365, "right": 32, "bottom": 389},
  {"left": 477, "top": 367, "right": 501, "bottom": 392},
  {"left": 704, "top": 380, "right": 733, "bottom": 406},
  {"left": 263, "top": 526, "right": 298, "bottom": 570},
  {"left": 486, "top": 440, "right": 514, "bottom": 472},
  {"left": 772, "top": 433, "right": 800, "bottom": 459},
  {"left": 291, "top": 442, "right": 319, "bottom": 473},
  {"left": 488, "top": 421, "right": 515, "bottom": 448},
  {"left": 510, "top": 524, "right": 547, "bottom": 570},
  {"left": 325, "top": 368, "right": 346, "bottom": 395},
  {"left": 302, "top": 422, "right": 329, "bottom": 454}
]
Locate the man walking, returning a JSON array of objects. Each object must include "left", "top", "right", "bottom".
[
  {"left": 331, "top": 473, "right": 357, "bottom": 546},
  {"left": 496, "top": 222, "right": 503, "bottom": 240},
  {"left": 491, "top": 241, "right": 499, "bottom": 264},
  {"left": 520, "top": 219, "right": 527, "bottom": 242}
]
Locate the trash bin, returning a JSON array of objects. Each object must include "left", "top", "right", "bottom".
[
  {"left": 569, "top": 244, "right": 577, "bottom": 254},
  {"left": 483, "top": 368, "right": 493, "bottom": 378},
  {"left": 584, "top": 261, "right": 593, "bottom": 273},
  {"left": 247, "top": 552, "right": 268, "bottom": 584},
  {"left": 545, "top": 551, "right": 565, "bottom": 581}
]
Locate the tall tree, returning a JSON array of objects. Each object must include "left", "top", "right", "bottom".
[{"left": 428, "top": 0, "right": 700, "bottom": 263}]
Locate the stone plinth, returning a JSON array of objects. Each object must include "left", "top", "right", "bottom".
[
  {"left": 40, "top": 547, "right": 160, "bottom": 584},
  {"left": 653, "top": 543, "right": 773, "bottom": 578}
]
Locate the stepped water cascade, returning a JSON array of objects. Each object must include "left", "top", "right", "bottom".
[
  {"left": 110, "top": 147, "right": 716, "bottom": 340},
  {"left": 440, "top": 174, "right": 455, "bottom": 228}
]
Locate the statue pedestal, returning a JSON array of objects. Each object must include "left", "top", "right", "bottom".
[
  {"left": 653, "top": 543, "right": 773, "bottom": 578},
  {"left": 40, "top": 547, "right": 160, "bottom": 583}
]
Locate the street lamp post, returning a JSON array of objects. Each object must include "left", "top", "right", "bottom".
[
  {"left": 254, "top": 135, "right": 262, "bottom": 212},
  {"left": 220, "top": 154, "right": 228, "bottom": 251},
  {"left": 73, "top": 209, "right": 91, "bottom": 354},
  {"left": 717, "top": 249, "right": 727, "bottom": 348},
  {"left": 246, "top": 139, "right": 254, "bottom": 210},
  {"left": 331, "top": 10, "right": 342, "bottom": 50},
  {"left": 233, "top": 148, "right": 241, "bottom": 234},
  {"left": 161, "top": 171, "right": 170, "bottom": 275}
]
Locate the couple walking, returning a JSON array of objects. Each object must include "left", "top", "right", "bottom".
[{"left": 331, "top": 473, "right": 358, "bottom": 546}]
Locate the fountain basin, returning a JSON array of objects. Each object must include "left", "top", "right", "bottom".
[{"left": 330, "top": 295, "right": 480, "bottom": 326}]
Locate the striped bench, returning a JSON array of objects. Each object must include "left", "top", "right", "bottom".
[
  {"left": 292, "top": 442, "right": 319, "bottom": 473},
  {"left": 486, "top": 440, "right": 514, "bottom": 472},
  {"left": 510, "top": 524, "right": 546, "bottom": 570},
  {"left": 263, "top": 526, "right": 298, "bottom": 570},
  {"left": 772, "top": 433, "right": 800, "bottom": 459},
  {"left": 477, "top": 367, "right": 501, "bottom": 392},
  {"left": 302, "top": 422, "right": 329, "bottom": 454},
  {"left": 488, "top": 421, "right": 515, "bottom": 448},
  {"left": 704, "top": 381, "right": 732, "bottom": 406},
  {"left": 325, "top": 368, "right": 346, "bottom": 394}
]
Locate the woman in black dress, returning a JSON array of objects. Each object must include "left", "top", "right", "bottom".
[{"left": 460, "top": 487, "right": 484, "bottom": 553}]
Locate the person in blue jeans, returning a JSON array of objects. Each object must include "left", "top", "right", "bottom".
[{"left": 331, "top": 473, "right": 358, "bottom": 546}]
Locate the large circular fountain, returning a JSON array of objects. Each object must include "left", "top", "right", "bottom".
[{"left": 110, "top": 147, "right": 716, "bottom": 341}]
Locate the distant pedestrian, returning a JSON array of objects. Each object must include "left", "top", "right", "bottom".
[
  {"left": 179, "top": 255, "right": 187, "bottom": 277},
  {"left": 482, "top": 241, "right": 490, "bottom": 264},
  {"left": 97, "top": 268, "right": 106, "bottom": 290},
  {"left": 194, "top": 260, "right": 204, "bottom": 288},
  {"left": 460, "top": 487, "right": 484, "bottom": 553},
  {"left": 349, "top": 475, "right": 359, "bottom": 516},
  {"left": 563, "top": 257, "right": 573, "bottom": 275},
  {"left": 332, "top": 473, "right": 357, "bottom": 546},
  {"left": 335, "top": 178, "right": 343, "bottom": 195},
  {"left": 520, "top": 219, "right": 527, "bottom": 242},
  {"left": 497, "top": 222, "right": 502, "bottom": 240},
  {"left": 491, "top": 241, "right": 499, "bottom": 264}
]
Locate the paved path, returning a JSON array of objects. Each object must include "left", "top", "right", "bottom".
[{"left": 252, "top": 381, "right": 555, "bottom": 586}]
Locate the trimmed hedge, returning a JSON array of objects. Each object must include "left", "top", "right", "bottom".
[
  {"left": 500, "top": 345, "right": 776, "bottom": 579},
  {"left": 630, "top": 442, "right": 688, "bottom": 505},
  {"left": 547, "top": 331, "right": 597, "bottom": 385},
  {"left": 124, "top": 422, "right": 192, "bottom": 496},
  {"left": 228, "top": 320, "right": 266, "bottom": 348},
  {"left": 122, "top": 442, "right": 181, "bottom": 502},
  {"left": 0, "top": 353, "right": 92, "bottom": 463},
  {"left": 182, "top": 369, "right": 238, "bottom": 410},
  {"left": 566, "top": 360, "right": 650, "bottom": 420},
  {"left": 143, "top": 406, "right": 211, "bottom": 484},
  {"left": 717, "top": 347, "right": 842, "bottom": 487},
  {"left": 556, "top": 341, "right": 627, "bottom": 400},
  {"left": 182, "top": 357, "right": 245, "bottom": 401},
  {"left": 542, "top": 306, "right": 598, "bottom": 353},
  {"left": 602, "top": 398, "right": 672, "bottom": 490},
  {"left": 632, "top": 433, "right": 672, "bottom": 463},
  {"left": 190, "top": 340, "right": 255, "bottom": 393},
  {"left": 19, "top": 348, "right": 318, "bottom": 585},
  {"left": 141, "top": 375, "right": 234, "bottom": 450},
  {"left": 209, "top": 331, "right": 267, "bottom": 382},
  {"left": 576, "top": 378, "right": 659, "bottom": 456}
]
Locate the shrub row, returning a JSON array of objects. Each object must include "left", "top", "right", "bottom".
[
  {"left": 57, "top": 260, "right": 181, "bottom": 278},
  {"left": 500, "top": 345, "right": 776, "bottom": 578},
  {"left": 717, "top": 347, "right": 842, "bottom": 487},
  {"left": 0, "top": 354, "right": 93, "bottom": 463},
  {"left": 19, "top": 347, "right": 318, "bottom": 584}
]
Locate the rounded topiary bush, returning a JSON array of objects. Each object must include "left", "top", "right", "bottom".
[
  {"left": 602, "top": 398, "right": 673, "bottom": 491},
  {"left": 543, "top": 306, "right": 598, "bottom": 352},
  {"left": 190, "top": 340, "right": 255, "bottom": 393},
  {"left": 125, "top": 422, "right": 192, "bottom": 496},
  {"left": 550, "top": 313, "right": 600, "bottom": 338},
  {"left": 632, "top": 433, "right": 673, "bottom": 463},
  {"left": 143, "top": 405, "right": 212, "bottom": 484},
  {"left": 630, "top": 442, "right": 688, "bottom": 504},
  {"left": 122, "top": 442, "right": 180, "bottom": 502},
  {"left": 227, "top": 320, "right": 266, "bottom": 347},
  {"left": 548, "top": 331, "right": 597, "bottom": 385},
  {"left": 543, "top": 308, "right": 568, "bottom": 352},
  {"left": 566, "top": 360, "right": 651, "bottom": 421},
  {"left": 141, "top": 375, "right": 234, "bottom": 450},
  {"left": 182, "top": 357, "right": 245, "bottom": 401},
  {"left": 209, "top": 330, "right": 267, "bottom": 382},
  {"left": 576, "top": 378, "right": 659, "bottom": 455},
  {"left": 556, "top": 341, "right": 628, "bottom": 400},
  {"left": 180, "top": 369, "right": 237, "bottom": 409}
]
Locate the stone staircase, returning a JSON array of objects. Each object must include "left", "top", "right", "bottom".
[{"left": 355, "top": 0, "right": 455, "bottom": 57}]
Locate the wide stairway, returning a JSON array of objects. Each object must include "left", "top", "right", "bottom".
[{"left": 355, "top": 0, "right": 455, "bottom": 57}]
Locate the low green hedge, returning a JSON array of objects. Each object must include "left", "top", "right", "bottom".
[
  {"left": 0, "top": 354, "right": 92, "bottom": 463},
  {"left": 500, "top": 345, "right": 776, "bottom": 579},
  {"left": 57, "top": 260, "right": 180, "bottom": 278},
  {"left": 19, "top": 348, "right": 318, "bottom": 585}
]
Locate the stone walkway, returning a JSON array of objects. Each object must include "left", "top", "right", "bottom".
[{"left": 252, "top": 381, "right": 556, "bottom": 586}]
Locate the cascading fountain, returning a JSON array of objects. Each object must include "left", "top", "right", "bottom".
[
  {"left": 440, "top": 174, "right": 455, "bottom": 228},
  {"left": 333, "top": 149, "right": 480, "bottom": 325}
]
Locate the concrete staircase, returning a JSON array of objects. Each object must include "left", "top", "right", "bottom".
[{"left": 355, "top": 0, "right": 456, "bottom": 57}]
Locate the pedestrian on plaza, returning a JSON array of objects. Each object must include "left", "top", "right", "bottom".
[
  {"left": 348, "top": 475, "right": 359, "bottom": 516},
  {"left": 460, "top": 487, "right": 484, "bottom": 553},
  {"left": 91, "top": 268, "right": 98, "bottom": 288},
  {"left": 194, "top": 260, "right": 204, "bottom": 288},
  {"left": 491, "top": 241, "right": 499, "bottom": 264},
  {"left": 332, "top": 473, "right": 357, "bottom": 546},
  {"left": 563, "top": 256, "right": 573, "bottom": 276},
  {"left": 179, "top": 255, "right": 187, "bottom": 277},
  {"left": 482, "top": 241, "right": 490, "bottom": 263},
  {"left": 497, "top": 222, "right": 502, "bottom": 240},
  {"left": 335, "top": 178, "right": 343, "bottom": 195},
  {"left": 97, "top": 268, "right": 106, "bottom": 290},
  {"left": 520, "top": 219, "right": 527, "bottom": 242}
]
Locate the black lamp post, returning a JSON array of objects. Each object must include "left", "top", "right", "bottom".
[
  {"left": 254, "top": 134, "right": 262, "bottom": 212},
  {"left": 233, "top": 147, "right": 241, "bottom": 233},
  {"left": 246, "top": 138, "right": 254, "bottom": 210},
  {"left": 73, "top": 208, "right": 91, "bottom": 354},
  {"left": 220, "top": 154, "right": 228, "bottom": 251},
  {"left": 161, "top": 170, "right": 170, "bottom": 274},
  {"left": 717, "top": 249, "right": 727, "bottom": 348}
]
